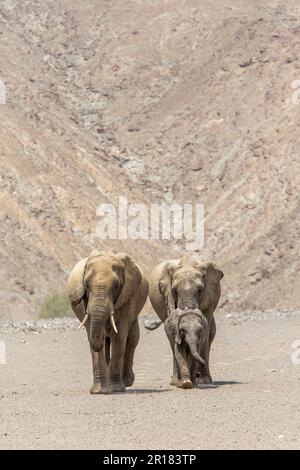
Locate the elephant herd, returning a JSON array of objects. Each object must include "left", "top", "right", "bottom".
[{"left": 67, "top": 251, "right": 224, "bottom": 394}]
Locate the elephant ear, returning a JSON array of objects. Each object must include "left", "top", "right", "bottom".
[
  {"left": 193, "top": 309, "right": 209, "bottom": 329},
  {"left": 114, "top": 253, "right": 142, "bottom": 309},
  {"left": 165, "top": 309, "right": 179, "bottom": 336},
  {"left": 67, "top": 258, "right": 88, "bottom": 304},
  {"left": 198, "top": 261, "right": 224, "bottom": 310},
  {"left": 201, "top": 262, "right": 224, "bottom": 283},
  {"left": 158, "top": 260, "right": 178, "bottom": 315},
  {"left": 175, "top": 331, "right": 182, "bottom": 345}
]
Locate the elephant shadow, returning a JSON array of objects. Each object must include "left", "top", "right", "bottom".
[
  {"left": 197, "top": 380, "right": 242, "bottom": 389},
  {"left": 117, "top": 382, "right": 242, "bottom": 394},
  {"left": 122, "top": 388, "right": 171, "bottom": 394}
]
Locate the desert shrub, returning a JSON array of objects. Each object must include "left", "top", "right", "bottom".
[{"left": 39, "top": 292, "right": 72, "bottom": 319}]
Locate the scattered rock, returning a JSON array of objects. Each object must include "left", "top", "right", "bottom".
[
  {"left": 144, "top": 319, "right": 162, "bottom": 331},
  {"left": 239, "top": 59, "right": 253, "bottom": 68}
]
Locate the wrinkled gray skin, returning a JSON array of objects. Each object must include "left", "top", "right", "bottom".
[
  {"left": 149, "top": 255, "right": 224, "bottom": 385},
  {"left": 165, "top": 309, "right": 209, "bottom": 389},
  {"left": 68, "top": 251, "right": 148, "bottom": 394}
]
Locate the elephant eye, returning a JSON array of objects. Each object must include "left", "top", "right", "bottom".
[{"left": 112, "top": 280, "right": 120, "bottom": 290}]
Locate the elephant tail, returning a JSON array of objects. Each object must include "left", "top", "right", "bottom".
[{"left": 144, "top": 319, "right": 162, "bottom": 330}]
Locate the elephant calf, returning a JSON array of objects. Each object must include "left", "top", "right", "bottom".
[{"left": 164, "top": 309, "right": 209, "bottom": 389}]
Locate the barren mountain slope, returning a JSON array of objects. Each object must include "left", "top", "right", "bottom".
[
  {"left": 0, "top": 1, "right": 299, "bottom": 317},
  {"left": 96, "top": 0, "right": 300, "bottom": 311},
  {"left": 0, "top": 0, "right": 173, "bottom": 318}
]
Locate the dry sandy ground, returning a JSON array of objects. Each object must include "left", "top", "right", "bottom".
[{"left": 1, "top": 312, "right": 300, "bottom": 450}]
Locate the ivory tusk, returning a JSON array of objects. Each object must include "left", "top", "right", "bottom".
[
  {"left": 79, "top": 314, "right": 89, "bottom": 329},
  {"left": 110, "top": 311, "right": 118, "bottom": 334}
]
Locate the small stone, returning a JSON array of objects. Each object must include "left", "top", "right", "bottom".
[
  {"left": 239, "top": 59, "right": 253, "bottom": 68},
  {"left": 268, "top": 369, "right": 277, "bottom": 373},
  {"left": 144, "top": 319, "right": 162, "bottom": 330}
]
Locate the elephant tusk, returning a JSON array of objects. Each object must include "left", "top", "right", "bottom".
[
  {"left": 79, "top": 314, "right": 89, "bottom": 329},
  {"left": 110, "top": 311, "right": 118, "bottom": 334}
]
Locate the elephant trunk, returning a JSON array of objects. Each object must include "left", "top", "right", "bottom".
[
  {"left": 88, "top": 288, "right": 114, "bottom": 352},
  {"left": 186, "top": 337, "right": 205, "bottom": 367},
  {"left": 89, "top": 310, "right": 109, "bottom": 352},
  {"left": 177, "top": 294, "right": 198, "bottom": 310}
]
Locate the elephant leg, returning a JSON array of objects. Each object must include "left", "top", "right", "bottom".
[
  {"left": 170, "top": 356, "right": 179, "bottom": 386},
  {"left": 190, "top": 358, "right": 198, "bottom": 387},
  {"left": 175, "top": 345, "right": 193, "bottom": 389},
  {"left": 123, "top": 319, "right": 140, "bottom": 387},
  {"left": 89, "top": 344, "right": 110, "bottom": 394},
  {"left": 105, "top": 336, "right": 111, "bottom": 366},
  {"left": 198, "top": 318, "right": 215, "bottom": 384},
  {"left": 165, "top": 330, "right": 179, "bottom": 386},
  {"left": 84, "top": 322, "right": 109, "bottom": 394},
  {"left": 109, "top": 331, "right": 127, "bottom": 393}
]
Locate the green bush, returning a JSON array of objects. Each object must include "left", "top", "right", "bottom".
[{"left": 39, "top": 292, "right": 73, "bottom": 319}]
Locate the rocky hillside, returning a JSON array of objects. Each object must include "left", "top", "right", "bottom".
[{"left": 0, "top": 0, "right": 299, "bottom": 318}]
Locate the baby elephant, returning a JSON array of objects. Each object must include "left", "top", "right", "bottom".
[{"left": 164, "top": 309, "right": 209, "bottom": 389}]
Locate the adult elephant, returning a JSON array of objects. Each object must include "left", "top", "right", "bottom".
[
  {"left": 149, "top": 255, "right": 223, "bottom": 385},
  {"left": 68, "top": 251, "right": 148, "bottom": 394}
]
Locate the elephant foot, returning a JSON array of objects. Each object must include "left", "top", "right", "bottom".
[
  {"left": 110, "top": 382, "right": 126, "bottom": 393},
  {"left": 197, "top": 374, "right": 212, "bottom": 385},
  {"left": 178, "top": 379, "right": 193, "bottom": 390},
  {"left": 89, "top": 383, "right": 110, "bottom": 395},
  {"left": 123, "top": 370, "right": 135, "bottom": 387},
  {"left": 170, "top": 376, "right": 179, "bottom": 386}
]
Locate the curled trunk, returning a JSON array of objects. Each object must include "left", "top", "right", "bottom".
[{"left": 187, "top": 339, "right": 205, "bottom": 367}]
